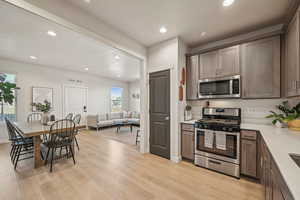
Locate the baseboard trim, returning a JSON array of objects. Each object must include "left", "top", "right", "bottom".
[{"left": 171, "top": 155, "right": 182, "bottom": 163}]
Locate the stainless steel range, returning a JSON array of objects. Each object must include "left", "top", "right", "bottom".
[{"left": 194, "top": 107, "right": 241, "bottom": 178}]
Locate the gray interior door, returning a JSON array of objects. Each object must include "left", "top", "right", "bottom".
[{"left": 149, "top": 70, "right": 170, "bottom": 159}]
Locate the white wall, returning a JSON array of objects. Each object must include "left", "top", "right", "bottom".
[
  {"left": 0, "top": 58, "right": 129, "bottom": 142},
  {"left": 147, "top": 38, "right": 184, "bottom": 162},
  {"left": 188, "top": 98, "right": 300, "bottom": 125},
  {"left": 128, "top": 80, "right": 140, "bottom": 112}
]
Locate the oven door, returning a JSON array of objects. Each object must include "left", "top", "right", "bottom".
[
  {"left": 198, "top": 75, "right": 240, "bottom": 99},
  {"left": 195, "top": 129, "right": 240, "bottom": 164}
]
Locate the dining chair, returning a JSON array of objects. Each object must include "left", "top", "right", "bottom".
[
  {"left": 27, "top": 112, "right": 48, "bottom": 141},
  {"left": 27, "top": 112, "right": 42, "bottom": 123},
  {"left": 5, "top": 118, "right": 34, "bottom": 169},
  {"left": 73, "top": 114, "right": 81, "bottom": 151},
  {"left": 43, "top": 119, "right": 76, "bottom": 172},
  {"left": 65, "top": 113, "right": 73, "bottom": 120},
  {"left": 136, "top": 129, "right": 140, "bottom": 145}
]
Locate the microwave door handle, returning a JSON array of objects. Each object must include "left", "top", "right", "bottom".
[{"left": 229, "top": 79, "right": 233, "bottom": 95}]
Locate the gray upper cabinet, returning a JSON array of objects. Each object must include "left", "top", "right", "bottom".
[
  {"left": 217, "top": 45, "right": 240, "bottom": 77},
  {"left": 199, "top": 46, "right": 240, "bottom": 79},
  {"left": 186, "top": 55, "right": 199, "bottom": 100},
  {"left": 286, "top": 11, "right": 300, "bottom": 97},
  {"left": 199, "top": 51, "right": 218, "bottom": 79},
  {"left": 241, "top": 36, "right": 281, "bottom": 98}
]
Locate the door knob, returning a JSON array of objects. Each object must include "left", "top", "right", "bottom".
[{"left": 165, "top": 116, "right": 170, "bottom": 120}]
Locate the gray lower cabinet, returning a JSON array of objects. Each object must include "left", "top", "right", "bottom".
[
  {"left": 186, "top": 55, "right": 199, "bottom": 100},
  {"left": 241, "top": 130, "right": 258, "bottom": 178},
  {"left": 241, "top": 36, "right": 281, "bottom": 98},
  {"left": 286, "top": 10, "right": 300, "bottom": 97},
  {"left": 259, "top": 133, "right": 294, "bottom": 200},
  {"left": 181, "top": 123, "right": 195, "bottom": 161}
]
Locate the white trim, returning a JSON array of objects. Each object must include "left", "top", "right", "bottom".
[{"left": 147, "top": 65, "right": 174, "bottom": 74}]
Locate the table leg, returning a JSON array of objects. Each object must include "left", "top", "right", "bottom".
[{"left": 33, "top": 136, "right": 43, "bottom": 168}]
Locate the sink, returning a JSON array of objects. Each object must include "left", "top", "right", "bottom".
[{"left": 289, "top": 154, "right": 300, "bottom": 168}]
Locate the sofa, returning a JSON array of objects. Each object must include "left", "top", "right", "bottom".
[{"left": 87, "top": 111, "right": 140, "bottom": 131}]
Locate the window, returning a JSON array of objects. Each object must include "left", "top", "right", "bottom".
[
  {"left": 111, "top": 87, "right": 123, "bottom": 113},
  {"left": 0, "top": 73, "right": 17, "bottom": 121}
]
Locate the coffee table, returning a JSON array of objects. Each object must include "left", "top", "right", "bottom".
[{"left": 114, "top": 121, "right": 133, "bottom": 133}]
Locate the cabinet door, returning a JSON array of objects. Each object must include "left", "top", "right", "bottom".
[
  {"left": 241, "top": 139, "right": 257, "bottom": 177},
  {"left": 217, "top": 45, "right": 240, "bottom": 77},
  {"left": 265, "top": 148, "right": 273, "bottom": 200},
  {"left": 181, "top": 131, "right": 194, "bottom": 160},
  {"left": 286, "top": 13, "right": 300, "bottom": 97},
  {"left": 241, "top": 36, "right": 281, "bottom": 98},
  {"left": 186, "top": 55, "right": 199, "bottom": 100},
  {"left": 199, "top": 51, "right": 218, "bottom": 79},
  {"left": 271, "top": 170, "right": 285, "bottom": 200}
]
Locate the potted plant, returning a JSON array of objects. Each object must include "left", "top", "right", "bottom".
[
  {"left": 0, "top": 82, "right": 19, "bottom": 120},
  {"left": 31, "top": 100, "right": 52, "bottom": 124},
  {"left": 266, "top": 101, "right": 300, "bottom": 130}
]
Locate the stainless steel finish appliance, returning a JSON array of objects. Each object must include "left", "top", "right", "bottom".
[
  {"left": 194, "top": 107, "right": 241, "bottom": 178},
  {"left": 198, "top": 75, "right": 240, "bottom": 99}
]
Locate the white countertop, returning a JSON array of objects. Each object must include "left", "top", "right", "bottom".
[
  {"left": 241, "top": 123, "right": 300, "bottom": 200},
  {"left": 181, "top": 120, "right": 198, "bottom": 124},
  {"left": 180, "top": 120, "right": 300, "bottom": 199}
]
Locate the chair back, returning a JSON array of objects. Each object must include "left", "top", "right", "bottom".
[
  {"left": 65, "top": 113, "right": 73, "bottom": 120},
  {"left": 47, "top": 119, "right": 76, "bottom": 146},
  {"left": 73, "top": 114, "right": 81, "bottom": 125},
  {"left": 5, "top": 118, "right": 17, "bottom": 141},
  {"left": 5, "top": 118, "right": 26, "bottom": 142},
  {"left": 27, "top": 113, "right": 42, "bottom": 123}
]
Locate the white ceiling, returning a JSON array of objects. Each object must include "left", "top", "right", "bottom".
[
  {"left": 0, "top": 1, "right": 141, "bottom": 82},
  {"left": 65, "top": 0, "right": 291, "bottom": 47}
]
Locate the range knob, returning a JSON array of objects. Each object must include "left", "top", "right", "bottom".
[
  {"left": 222, "top": 127, "right": 227, "bottom": 131},
  {"left": 228, "top": 128, "right": 233, "bottom": 132}
]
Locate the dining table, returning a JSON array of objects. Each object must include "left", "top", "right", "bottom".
[{"left": 13, "top": 121, "right": 86, "bottom": 168}]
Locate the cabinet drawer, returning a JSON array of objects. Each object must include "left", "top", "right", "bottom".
[
  {"left": 241, "top": 130, "right": 257, "bottom": 140},
  {"left": 181, "top": 123, "right": 195, "bottom": 132}
]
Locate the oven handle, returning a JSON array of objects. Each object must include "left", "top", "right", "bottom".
[
  {"left": 208, "top": 160, "right": 222, "bottom": 165},
  {"left": 196, "top": 129, "right": 240, "bottom": 136}
]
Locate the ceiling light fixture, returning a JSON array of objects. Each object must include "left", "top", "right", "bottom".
[
  {"left": 30, "top": 56, "right": 37, "bottom": 60},
  {"left": 223, "top": 0, "right": 235, "bottom": 7},
  {"left": 115, "top": 55, "right": 120, "bottom": 60},
  {"left": 84, "top": 0, "right": 91, "bottom": 3},
  {"left": 117, "top": 75, "right": 121, "bottom": 78},
  {"left": 47, "top": 30, "right": 57, "bottom": 37},
  {"left": 84, "top": 67, "right": 89, "bottom": 71},
  {"left": 201, "top": 32, "right": 207, "bottom": 37},
  {"left": 159, "top": 26, "right": 167, "bottom": 34}
]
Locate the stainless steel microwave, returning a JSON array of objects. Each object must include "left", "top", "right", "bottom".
[{"left": 198, "top": 75, "right": 240, "bottom": 99}]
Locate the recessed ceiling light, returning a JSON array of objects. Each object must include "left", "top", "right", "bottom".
[
  {"left": 30, "top": 56, "right": 37, "bottom": 60},
  {"left": 84, "top": 67, "right": 89, "bottom": 71},
  {"left": 47, "top": 30, "right": 57, "bottom": 37},
  {"left": 115, "top": 55, "right": 120, "bottom": 60},
  {"left": 117, "top": 75, "right": 121, "bottom": 78},
  {"left": 223, "top": 0, "right": 235, "bottom": 7},
  {"left": 201, "top": 32, "right": 207, "bottom": 37},
  {"left": 159, "top": 26, "right": 167, "bottom": 34},
  {"left": 84, "top": 0, "right": 91, "bottom": 3}
]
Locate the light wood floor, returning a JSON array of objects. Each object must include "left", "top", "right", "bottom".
[{"left": 0, "top": 129, "right": 264, "bottom": 200}]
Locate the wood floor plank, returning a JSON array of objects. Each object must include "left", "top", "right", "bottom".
[{"left": 0, "top": 129, "right": 264, "bottom": 200}]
